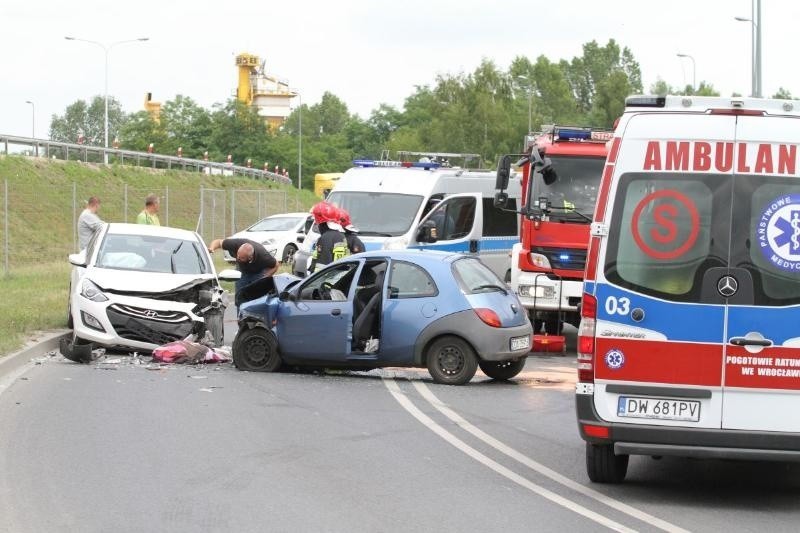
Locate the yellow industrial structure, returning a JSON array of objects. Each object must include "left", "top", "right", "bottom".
[
  {"left": 235, "top": 52, "right": 297, "bottom": 130},
  {"left": 144, "top": 92, "right": 162, "bottom": 122},
  {"left": 314, "top": 173, "right": 344, "bottom": 198}
]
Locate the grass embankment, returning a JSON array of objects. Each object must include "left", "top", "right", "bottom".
[{"left": 0, "top": 155, "right": 317, "bottom": 357}]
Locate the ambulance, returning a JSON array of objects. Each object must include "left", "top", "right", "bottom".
[{"left": 577, "top": 95, "right": 800, "bottom": 483}]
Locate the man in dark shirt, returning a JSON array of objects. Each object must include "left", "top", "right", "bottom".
[{"left": 208, "top": 237, "right": 278, "bottom": 294}]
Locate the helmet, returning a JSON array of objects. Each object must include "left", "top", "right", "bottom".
[
  {"left": 311, "top": 202, "right": 338, "bottom": 225},
  {"left": 338, "top": 208, "right": 351, "bottom": 228}
]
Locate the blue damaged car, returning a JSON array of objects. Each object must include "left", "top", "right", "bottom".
[{"left": 225, "top": 250, "right": 532, "bottom": 385}]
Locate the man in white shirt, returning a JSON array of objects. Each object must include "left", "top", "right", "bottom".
[{"left": 77, "top": 196, "right": 104, "bottom": 250}]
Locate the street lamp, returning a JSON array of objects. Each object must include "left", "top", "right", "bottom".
[
  {"left": 735, "top": 0, "right": 762, "bottom": 97},
  {"left": 515, "top": 75, "right": 532, "bottom": 134},
  {"left": 676, "top": 53, "right": 696, "bottom": 93},
  {"left": 64, "top": 36, "right": 150, "bottom": 163},
  {"left": 296, "top": 91, "right": 302, "bottom": 190},
  {"left": 24, "top": 100, "right": 34, "bottom": 139}
]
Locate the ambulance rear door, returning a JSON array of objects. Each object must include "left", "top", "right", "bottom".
[
  {"left": 723, "top": 114, "right": 800, "bottom": 432},
  {"left": 592, "top": 112, "right": 737, "bottom": 430}
]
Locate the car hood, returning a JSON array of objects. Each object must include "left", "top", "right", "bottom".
[{"left": 86, "top": 268, "right": 217, "bottom": 293}]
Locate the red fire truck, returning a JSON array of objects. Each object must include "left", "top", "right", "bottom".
[{"left": 496, "top": 125, "right": 612, "bottom": 350}]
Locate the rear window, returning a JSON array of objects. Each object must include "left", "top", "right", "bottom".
[
  {"left": 452, "top": 258, "right": 506, "bottom": 294},
  {"left": 604, "top": 173, "right": 728, "bottom": 302}
]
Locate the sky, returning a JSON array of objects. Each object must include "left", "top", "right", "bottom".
[{"left": 1, "top": 0, "right": 796, "bottom": 141}]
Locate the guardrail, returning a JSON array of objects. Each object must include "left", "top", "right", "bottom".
[{"left": 0, "top": 134, "right": 293, "bottom": 185}]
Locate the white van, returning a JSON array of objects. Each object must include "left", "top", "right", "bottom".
[
  {"left": 578, "top": 95, "right": 800, "bottom": 483},
  {"left": 293, "top": 157, "right": 522, "bottom": 279}
]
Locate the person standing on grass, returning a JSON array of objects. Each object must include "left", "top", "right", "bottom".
[
  {"left": 77, "top": 196, "right": 104, "bottom": 250},
  {"left": 136, "top": 193, "right": 161, "bottom": 225}
]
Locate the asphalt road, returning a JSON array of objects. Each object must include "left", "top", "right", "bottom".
[{"left": 1, "top": 319, "right": 799, "bottom": 532}]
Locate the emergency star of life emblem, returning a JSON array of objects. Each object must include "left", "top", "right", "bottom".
[
  {"left": 604, "top": 349, "right": 625, "bottom": 370},
  {"left": 758, "top": 194, "right": 800, "bottom": 272}
]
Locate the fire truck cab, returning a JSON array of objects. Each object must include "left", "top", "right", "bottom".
[
  {"left": 499, "top": 126, "right": 611, "bottom": 342},
  {"left": 578, "top": 95, "right": 800, "bottom": 483}
]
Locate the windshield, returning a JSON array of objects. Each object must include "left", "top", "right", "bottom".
[
  {"left": 248, "top": 216, "right": 303, "bottom": 232},
  {"left": 326, "top": 191, "right": 424, "bottom": 236},
  {"left": 96, "top": 234, "right": 210, "bottom": 274},
  {"left": 531, "top": 155, "right": 605, "bottom": 221}
]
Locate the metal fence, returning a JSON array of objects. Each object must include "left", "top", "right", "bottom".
[{"left": 0, "top": 180, "right": 305, "bottom": 275}]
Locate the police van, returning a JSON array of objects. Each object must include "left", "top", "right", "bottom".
[
  {"left": 293, "top": 153, "right": 522, "bottom": 280},
  {"left": 577, "top": 95, "right": 800, "bottom": 483}
]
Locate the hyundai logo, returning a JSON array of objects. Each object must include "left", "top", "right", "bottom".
[
  {"left": 717, "top": 275, "right": 738, "bottom": 297},
  {"left": 144, "top": 310, "right": 158, "bottom": 318}
]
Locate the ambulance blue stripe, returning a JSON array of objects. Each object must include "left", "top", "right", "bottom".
[
  {"left": 727, "top": 306, "right": 800, "bottom": 345},
  {"left": 593, "top": 283, "right": 726, "bottom": 344}
]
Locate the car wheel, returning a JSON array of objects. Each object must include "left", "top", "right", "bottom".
[
  {"left": 479, "top": 358, "right": 526, "bottom": 380},
  {"left": 67, "top": 302, "right": 74, "bottom": 329},
  {"left": 282, "top": 244, "right": 298, "bottom": 264},
  {"left": 586, "top": 443, "right": 628, "bottom": 484},
  {"left": 232, "top": 326, "right": 281, "bottom": 372},
  {"left": 205, "top": 309, "right": 224, "bottom": 347},
  {"left": 426, "top": 336, "right": 478, "bottom": 386}
]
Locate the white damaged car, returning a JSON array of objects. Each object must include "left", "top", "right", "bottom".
[{"left": 62, "top": 223, "right": 233, "bottom": 362}]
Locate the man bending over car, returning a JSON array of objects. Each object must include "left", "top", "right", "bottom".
[{"left": 208, "top": 238, "right": 279, "bottom": 295}]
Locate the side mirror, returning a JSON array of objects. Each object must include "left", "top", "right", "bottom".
[
  {"left": 542, "top": 162, "right": 558, "bottom": 185},
  {"left": 297, "top": 235, "right": 305, "bottom": 243},
  {"left": 417, "top": 219, "right": 438, "bottom": 243},
  {"left": 218, "top": 269, "right": 242, "bottom": 282},
  {"left": 494, "top": 192, "right": 508, "bottom": 209},
  {"left": 495, "top": 155, "right": 511, "bottom": 190},
  {"left": 279, "top": 290, "right": 294, "bottom": 302},
  {"left": 68, "top": 251, "right": 87, "bottom": 267}
]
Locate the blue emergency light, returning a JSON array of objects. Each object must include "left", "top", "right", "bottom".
[
  {"left": 352, "top": 159, "right": 441, "bottom": 169},
  {"left": 559, "top": 253, "right": 571, "bottom": 261},
  {"left": 557, "top": 128, "right": 592, "bottom": 141}
]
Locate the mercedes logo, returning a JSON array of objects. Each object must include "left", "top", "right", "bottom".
[{"left": 717, "top": 275, "right": 738, "bottom": 297}]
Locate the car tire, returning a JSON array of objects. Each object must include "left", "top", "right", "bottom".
[
  {"left": 205, "top": 309, "right": 224, "bottom": 347},
  {"left": 586, "top": 443, "right": 628, "bottom": 484},
  {"left": 479, "top": 358, "right": 526, "bottom": 380},
  {"left": 426, "top": 336, "right": 478, "bottom": 386},
  {"left": 232, "top": 326, "right": 281, "bottom": 372},
  {"left": 67, "top": 302, "right": 74, "bottom": 329},
  {"left": 281, "top": 244, "right": 298, "bottom": 264}
]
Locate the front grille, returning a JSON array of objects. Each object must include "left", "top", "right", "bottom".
[
  {"left": 108, "top": 304, "right": 189, "bottom": 323},
  {"left": 533, "top": 247, "right": 587, "bottom": 271},
  {"left": 107, "top": 307, "right": 194, "bottom": 345}
]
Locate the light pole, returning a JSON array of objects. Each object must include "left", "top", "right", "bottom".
[
  {"left": 64, "top": 36, "right": 149, "bottom": 162},
  {"left": 297, "top": 91, "right": 302, "bottom": 190},
  {"left": 515, "top": 75, "right": 532, "bottom": 133},
  {"left": 676, "top": 53, "right": 696, "bottom": 93},
  {"left": 735, "top": 0, "right": 762, "bottom": 97},
  {"left": 24, "top": 100, "right": 34, "bottom": 139}
]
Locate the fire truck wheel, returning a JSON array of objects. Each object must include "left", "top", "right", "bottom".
[
  {"left": 479, "top": 358, "right": 526, "bottom": 380},
  {"left": 586, "top": 443, "right": 628, "bottom": 483},
  {"left": 544, "top": 315, "right": 562, "bottom": 335}
]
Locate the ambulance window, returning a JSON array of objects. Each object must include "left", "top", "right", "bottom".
[
  {"left": 605, "top": 174, "right": 727, "bottom": 302},
  {"left": 736, "top": 178, "right": 800, "bottom": 304}
]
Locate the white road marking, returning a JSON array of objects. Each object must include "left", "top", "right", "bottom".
[
  {"left": 413, "top": 381, "right": 689, "bottom": 533},
  {"left": 383, "top": 378, "right": 635, "bottom": 533},
  {"left": 0, "top": 362, "right": 37, "bottom": 397}
]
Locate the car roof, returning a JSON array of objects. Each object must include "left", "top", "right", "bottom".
[
  {"left": 353, "top": 249, "right": 463, "bottom": 265},
  {"left": 106, "top": 223, "right": 199, "bottom": 240}
]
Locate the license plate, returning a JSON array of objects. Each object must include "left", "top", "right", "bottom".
[
  {"left": 510, "top": 335, "right": 530, "bottom": 351},
  {"left": 617, "top": 396, "right": 701, "bottom": 422}
]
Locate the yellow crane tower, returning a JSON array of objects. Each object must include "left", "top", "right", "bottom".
[{"left": 235, "top": 52, "right": 297, "bottom": 130}]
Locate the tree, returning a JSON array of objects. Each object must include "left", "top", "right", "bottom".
[
  {"left": 160, "top": 95, "right": 213, "bottom": 157},
  {"left": 49, "top": 96, "right": 125, "bottom": 145},
  {"left": 207, "top": 99, "right": 271, "bottom": 164},
  {"left": 119, "top": 111, "right": 166, "bottom": 152},
  {"left": 773, "top": 87, "right": 794, "bottom": 99}
]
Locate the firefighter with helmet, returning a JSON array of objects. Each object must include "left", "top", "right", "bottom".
[
  {"left": 338, "top": 208, "right": 365, "bottom": 254},
  {"left": 309, "top": 202, "right": 349, "bottom": 274}
]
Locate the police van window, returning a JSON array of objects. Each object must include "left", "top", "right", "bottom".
[
  {"left": 735, "top": 177, "right": 800, "bottom": 305},
  {"left": 430, "top": 197, "right": 476, "bottom": 241},
  {"left": 482, "top": 198, "right": 517, "bottom": 237},
  {"left": 388, "top": 261, "right": 437, "bottom": 299},
  {"left": 604, "top": 173, "right": 728, "bottom": 302}
]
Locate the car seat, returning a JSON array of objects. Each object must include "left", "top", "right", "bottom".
[{"left": 352, "top": 269, "right": 384, "bottom": 352}]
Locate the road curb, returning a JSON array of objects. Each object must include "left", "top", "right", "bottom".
[{"left": 0, "top": 330, "right": 71, "bottom": 376}]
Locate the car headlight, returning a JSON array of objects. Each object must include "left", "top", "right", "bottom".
[
  {"left": 81, "top": 279, "right": 109, "bottom": 302},
  {"left": 518, "top": 284, "right": 556, "bottom": 299},
  {"left": 382, "top": 237, "right": 408, "bottom": 250},
  {"left": 528, "top": 253, "right": 551, "bottom": 269}
]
